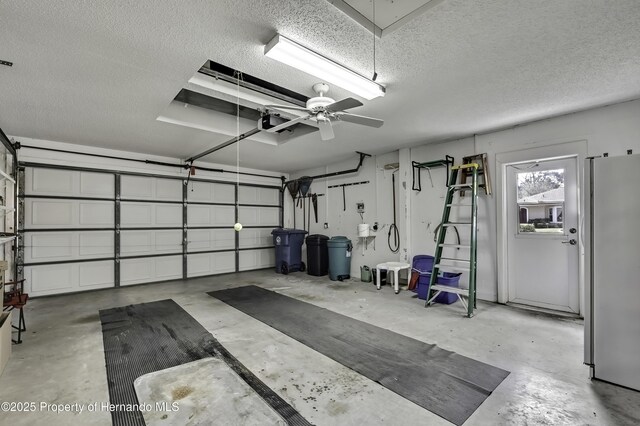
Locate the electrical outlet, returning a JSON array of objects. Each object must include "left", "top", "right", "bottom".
[{"left": 357, "top": 202, "right": 365, "bottom": 213}]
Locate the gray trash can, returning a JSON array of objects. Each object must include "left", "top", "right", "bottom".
[
  {"left": 327, "top": 236, "right": 352, "bottom": 281},
  {"left": 271, "top": 228, "right": 307, "bottom": 274}
]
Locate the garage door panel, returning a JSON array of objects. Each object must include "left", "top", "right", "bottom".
[
  {"left": 239, "top": 228, "right": 273, "bottom": 248},
  {"left": 155, "top": 230, "right": 183, "bottom": 253},
  {"left": 121, "top": 203, "right": 152, "bottom": 226},
  {"left": 239, "top": 248, "right": 275, "bottom": 271},
  {"left": 121, "top": 202, "right": 181, "bottom": 227},
  {"left": 121, "top": 176, "right": 182, "bottom": 201},
  {"left": 79, "top": 173, "right": 114, "bottom": 197},
  {"left": 79, "top": 201, "right": 114, "bottom": 226},
  {"left": 26, "top": 199, "right": 114, "bottom": 228},
  {"left": 25, "top": 260, "right": 114, "bottom": 297},
  {"left": 155, "top": 179, "right": 182, "bottom": 201},
  {"left": 26, "top": 168, "right": 114, "bottom": 198},
  {"left": 25, "top": 231, "right": 113, "bottom": 263},
  {"left": 187, "top": 252, "right": 235, "bottom": 277},
  {"left": 25, "top": 264, "right": 75, "bottom": 295},
  {"left": 121, "top": 230, "right": 182, "bottom": 256},
  {"left": 28, "top": 200, "right": 74, "bottom": 227},
  {"left": 155, "top": 204, "right": 182, "bottom": 226},
  {"left": 120, "top": 256, "right": 182, "bottom": 286},
  {"left": 79, "top": 261, "right": 114, "bottom": 288},
  {"left": 239, "top": 186, "right": 279, "bottom": 205},
  {"left": 121, "top": 176, "right": 154, "bottom": 199},
  {"left": 28, "top": 168, "right": 74, "bottom": 195},
  {"left": 187, "top": 229, "right": 234, "bottom": 252},
  {"left": 187, "top": 205, "right": 234, "bottom": 226},
  {"left": 26, "top": 233, "right": 74, "bottom": 262},
  {"left": 78, "top": 232, "right": 114, "bottom": 257},
  {"left": 238, "top": 207, "right": 279, "bottom": 226},
  {"left": 187, "top": 181, "right": 235, "bottom": 203},
  {"left": 120, "top": 231, "right": 153, "bottom": 255}
]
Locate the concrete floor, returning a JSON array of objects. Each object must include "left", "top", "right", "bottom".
[{"left": 1, "top": 270, "right": 639, "bottom": 425}]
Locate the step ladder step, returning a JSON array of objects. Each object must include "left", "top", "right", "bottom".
[
  {"left": 446, "top": 203, "right": 473, "bottom": 207},
  {"left": 443, "top": 222, "right": 472, "bottom": 226},
  {"left": 430, "top": 284, "right": 470, "bottom": 296},
  {"left": 440, "top": 257, "right": 470, "bottom": 263},
  {"left": 438, "top": 244, "right": 471, "bottom": 249},
  {"left": 449, "top": 183, "right": 473, "bottom": 188},
  {"left": 434, "top": 264, "right": 471, "bottom": 271}
]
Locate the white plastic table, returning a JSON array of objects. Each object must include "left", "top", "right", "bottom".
[{"left": 376, "top": 262, "right": 411, "bottom": 294}]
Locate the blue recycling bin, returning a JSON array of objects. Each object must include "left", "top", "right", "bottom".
[{"left": 271, "top": 228, "right": 307, "bottom": 274}]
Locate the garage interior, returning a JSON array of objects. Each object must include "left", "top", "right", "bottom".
[{"left": 1, "top": 1, "right": 640, "bottom": 425}]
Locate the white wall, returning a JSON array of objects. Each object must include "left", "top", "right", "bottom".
[
  {"left": 288, "top": 99, "right": 640, "bottom": 300},
  {"left": 287, "top": 151, "right": 401, "bottom": 279}
]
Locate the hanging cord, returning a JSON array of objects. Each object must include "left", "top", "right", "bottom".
[
  {"left": 235, "top": 71, "right": 242, "bottom": 191},
  {"left": 234, "top": 70, "right": 244, "bottom": 231},
  {"left": 372, "top": 0, "right": 378, "bottom": 81},
  {"left": 388, "top": 171, "right": 400, "bottom": 253}
]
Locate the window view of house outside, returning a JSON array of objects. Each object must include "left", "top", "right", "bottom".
[{"left": 517, "top": 168, "right": 564, "bottom": 234}]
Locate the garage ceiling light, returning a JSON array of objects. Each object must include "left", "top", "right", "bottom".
[{"left": 264, "top": 34, "right": 385, "bottom": 100}]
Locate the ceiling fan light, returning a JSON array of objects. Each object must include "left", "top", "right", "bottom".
[{"left": 264, "top": 34, "right": 385, "bottom": 101}]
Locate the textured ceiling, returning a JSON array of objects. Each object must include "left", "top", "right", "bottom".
[{"left": 1, "top": 0, "right": 639, "bottom": 173}]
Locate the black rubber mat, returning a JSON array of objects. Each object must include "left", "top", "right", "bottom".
[
  {"left": 99, "top": 299, "right": 311, "bottom": 426},
  {"left": 209, "top": 285, "right": 510, "bottom": 426}
]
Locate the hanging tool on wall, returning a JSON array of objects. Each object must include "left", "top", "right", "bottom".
[
  {"left": 328, "top": 181, "right": 370, "bottom": 212},
  {"left": 388, "top": 171, "right": 400, "bottom": 253},
  {"left": 311, "top": 193, "right": 318, "bottom": 223},
  {"left": 412, "top": 155, "right": 454, "bottom": 191},
  {"left": 286, "top": 180, "right": 300, "bottom": 228},
  {"left": 297, "top": 176, "right": 313, "bottom": 231}
]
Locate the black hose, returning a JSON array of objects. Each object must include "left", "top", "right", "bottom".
[{"left": 388, "top": 172, "right": 400, "bottom": 253}]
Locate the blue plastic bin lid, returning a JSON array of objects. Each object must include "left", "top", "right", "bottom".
[
  {"left": 327, "top": 236, "right": 352, "bottom": 247},
  {"left": 271, "top": 228, "right": 308, "bottom": 235}
]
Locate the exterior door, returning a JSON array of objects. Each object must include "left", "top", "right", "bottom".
[{"left": 505, "top": 156, "right": 580, "bottom": 313}]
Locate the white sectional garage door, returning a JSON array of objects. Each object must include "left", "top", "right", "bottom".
[{"left": 20, "top": 164, "right": 282, "bottom": 297}]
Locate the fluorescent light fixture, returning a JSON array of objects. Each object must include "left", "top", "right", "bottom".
[{"left": 264, "top": 33, "right": 385, "bottom": 100}]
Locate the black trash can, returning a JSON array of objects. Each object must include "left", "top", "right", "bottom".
[
  {"left": 306, "top": 234, "right": 329, "bottom": 276},
  {"left": 271, "top": 228, "right": 307, "bottom": 274}
]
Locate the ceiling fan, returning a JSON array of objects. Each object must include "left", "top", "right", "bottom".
[{"left": 264, "top": 83, "right": 384, "bottom": 141}]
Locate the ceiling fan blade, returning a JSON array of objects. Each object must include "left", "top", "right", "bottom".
[
  {"left": 325, "top": 97, "right": 363, "bottom": 113},
  {"left": 266, "top": 114, "right": 312, "bottom": 133},
  {"left": 265, "top": 104, "right": 311, "bottom": 113},
  {"left": 336, "top": 112, "right": 384, "bottom": 128},
  {"left": 317, "top": 119, "right": 334, "bottom": 141}
]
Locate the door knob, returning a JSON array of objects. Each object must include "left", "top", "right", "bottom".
[{"left": 562, "top": 239, "right": 577, "bottom": 245}]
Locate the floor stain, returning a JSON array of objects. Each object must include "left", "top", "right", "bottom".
[
  {"left": 295, "top": 294, "right": 326, "bottom": 302},
  {"left": 73, "top": 313, "right": 99, "bottom": 324},
  {"left": 327, "top": 283, "right": 352, "bottom": 291},
  {"left": 327, "top": 401, "right": 349, "bottom": 416},
  {"left": 172, "top": 385, "right": 194, "bottom": 400}
]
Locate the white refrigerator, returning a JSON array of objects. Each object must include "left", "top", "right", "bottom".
[{"left": 584, "top": 154, "right": 640, "bottom": 391}]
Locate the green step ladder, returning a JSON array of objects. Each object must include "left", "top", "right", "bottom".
[{"left": 426, "top": 163, "right": 479, "bottom": 317}]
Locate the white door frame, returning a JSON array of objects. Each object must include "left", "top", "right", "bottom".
[{"left": 496, "top": 140, "right": 588, "bottom": 315}]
